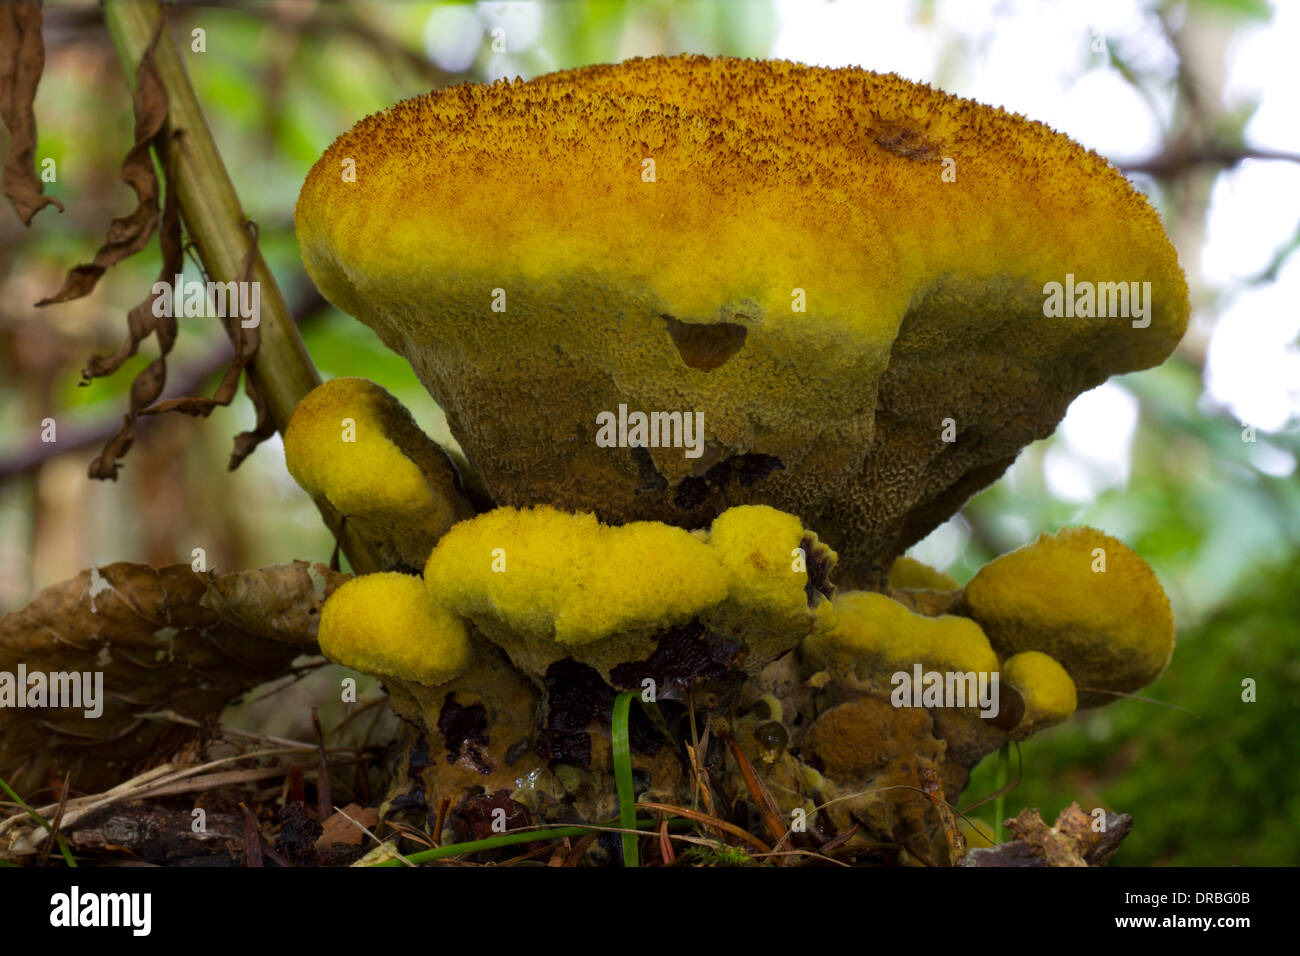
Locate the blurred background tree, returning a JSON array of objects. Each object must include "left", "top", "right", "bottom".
[{"left": 1, "top": 0, "right": 1296, "bottom": 864}]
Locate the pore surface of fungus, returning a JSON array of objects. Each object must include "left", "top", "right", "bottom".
[{"left": 296, "top": 55, "right": 1188, "bottom": 582}]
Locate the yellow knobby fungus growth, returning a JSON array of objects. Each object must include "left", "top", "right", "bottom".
[
  {"left": 424, "top": 505, "right": 728, "bottom": 648},
  {"left": 283, "top": 377, "right": 472, "bottom": 569},
  {"left": 318, "top": 572, "right": 471, "bottom": 686},
  {"left": 703, "top": 504, "right": 836, "bottom": 635},
  {"left": 961, "top": 527, "right": 1174, "bottom": 707},
  {"left": 423, "top": 504, "right": 833, "bottom": 681},
  {"left": 1001, "top": 650, "right": 1078, "bottom": 733},
  {"left": 888, "top": 556, "right": 958, "bottom": 592},
  {"left": 803, "top": 590, "right": 998, "bottom": 686}
]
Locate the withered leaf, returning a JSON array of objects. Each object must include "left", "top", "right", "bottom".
[
  {"left": 36, "top": 17, "right": 166, "bottom": 305},
  {"left": 85, "top": 131, "right": 183, "bottom": 481},
  {"left": 138, "top": 221, "right": 274, "bottom": 470},
  {"left": 201, "top": 560, "right": 350, "bottom": 645},
  {"left": 0, "top": 561, "right": 345, "bottom": 797},
  {"left": 966, "top": 803, "right": 1133, "bottom": 867},
  {"left": 1006, "top": 806, "right": 1088, "bottom": 867},
  {"left": 0, "top": 0, "right": 65, "bottom": 225}
]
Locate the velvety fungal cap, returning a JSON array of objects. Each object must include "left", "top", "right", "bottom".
[
  {"left": 1001, "top": 650, "right": 1078, "bottom": 731},
  {"left": 961, "top": 527, "right": 1175, "bottom": 706},
  {"left": 706, "top": 504, "right": 835, "bottom": 623},
  {"left": 424, "top": 505, "right": 729, "bottom": 646},
  {"left": 803, "top": 589, "right": 998, "bottom": 682},
  {"left": 318, "top": 572, "right": 471, "bottom": 686},
  {"left": 283, "top": 377, "right": 471, "bottom": 568},
  {"left": 296, "top": 56, "right": 1189, "bottom": 582}
]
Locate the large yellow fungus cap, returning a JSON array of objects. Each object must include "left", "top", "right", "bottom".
[
  {"left": 802, "top": 590, "right": 998, "bottom": 686},
  {"left": 960, "top": 527, "right": 1174, "bottom": 707},
  {"left": 283, "top": 377, "right": 473, "bottom": 570},
  {"left": 296, "top": 55, "right": 1188, "bottom": 582},
  {"left": 318, "top": 572, "right": 471, "bottom": 686}
]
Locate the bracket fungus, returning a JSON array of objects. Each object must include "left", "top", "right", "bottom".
[
  {"left": 296, "top": 54, "right": 1188, "bottom": 585},
  {"left": 286, "top": 55, "right": 1190, "bottom": 864}
]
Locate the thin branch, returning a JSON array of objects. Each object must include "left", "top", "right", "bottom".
[{"left": 1122, "top": 146, "right": 1300, "bottom": 177}]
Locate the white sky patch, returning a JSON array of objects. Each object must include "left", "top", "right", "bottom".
[
  {"left": 1224, "top": 0, "right": 1300, "bottom": 153},
  {"left": 906, "top": 513, "right": 970, "bottom": 572},
  {"left": 1044, "top": 382, "right": 1140, "bottom": 503},
  {"left": 1249, "top": 439, "right": 1297, "bottom": 477},
  {"left": 1201, "top": 161, "right": 1300, "bottom": 283},
  {"left": 773, "top": 0, "right": 934, "bottom": 76},
  {"left": 1062, "top": 67, "right": 1162, "bottom": 162},
  {"left": 424, "top": 4, "right": 483, "bottom": 73},
  {"left": 478, "top": 1, "right": 542, "bottom": 52},
  {"left": 1204, "top": 254, "right": 1300, "bottom": 432}
]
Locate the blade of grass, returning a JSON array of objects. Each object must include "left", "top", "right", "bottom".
[
  {"left": 369, "top": 819, "right": 663, "bottom": 866},
  {"left": 612, "top": 690, "right": 639, "bottom": 867},
  {"left": 0, "top": 775, "right": 76, "bottom": 867}
]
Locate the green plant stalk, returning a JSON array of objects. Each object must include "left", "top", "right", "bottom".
[
  {"left": 100, "top": 0, "right": 380, "bottom": 573},
  {"left": 0, "top": 775, "right": 76, "bottom": 867},
  {"left": 612, "top": 691, "right": 640, "bottom": 867},
  {"left": 993, "top": 741, "right": 1009, "bottom": 844}
]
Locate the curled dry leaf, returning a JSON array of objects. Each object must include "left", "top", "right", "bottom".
[
  {"left": 0, "top": 0, "right": 65, "bottom": 225},
  {"left": 139, "top": 221, "right": 276, "bottom": 471},
  {"left": 35, "top": 18, "right": 166, "bottom": 305},
  {"left": 0, "top": 561, "right": 348, "bottom": 797}
]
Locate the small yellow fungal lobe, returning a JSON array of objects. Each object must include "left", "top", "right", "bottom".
[
  {"left": 424, "top": 505, "right": 728, "bottom": 646},
  {"left": 803, "top": 590, "right": 997, "bottom": 681},
  {"left": 962, "top": 527, "right": 1174, "bottom": 706},
  {"left": 1001, "top": 650, "right": 1078, "bottom": 728},
  {"left": 888, "top": 556, "right": 958, "bottom": 592},
  {"left": 283, "top": 377, "right": 471, "bottom": 568},
  {"left": 318, "top": 572, "right": 470, "bottom": 686},
  {"left": 706, "top": 505, "right": 833, "bottom": 624}
]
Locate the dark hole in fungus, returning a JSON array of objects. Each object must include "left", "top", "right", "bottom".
[
  {"left": 537, "top": 660, "right": 676, "bottom": 766},
  {"left": 436, "top": 693, "right": 491, "bottom": 774},
  {"left": 662, "top": 314, "right": 748, "bottom": 371},
  {"left": 672, "top": 452, "right": 785, "bottom": 509},
  {"left": 630, "top": 444, "right": 669, "bottom": 493},
  {"left": 609, "top": 619, "right": 738, "bottom": 689},
  {"left": 987, "top": 682, "right": 1026, "bottom": 733}
]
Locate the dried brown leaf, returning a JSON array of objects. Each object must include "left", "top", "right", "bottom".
[
  {"left": 0, "top": 561, "right": 340, "bottom": 797},
  {"left": 0, "top": 0, "right": 65, "bottom": 225},
  {"left": 36, "top": 17, "right": 166, "bottom": 305},
  {"left": 201, "top": 560, "right": 349, "bottom": 646},
  {"left": 1006, "top": 807, "right": 1087, "bottom": 867},
  {"left": 84, "top": 130, "right": 183, "bottom": 480}
]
